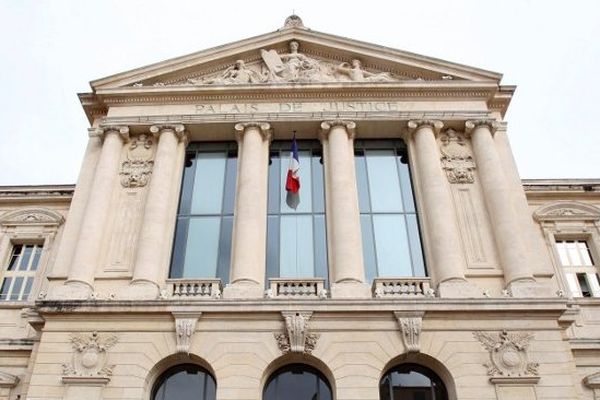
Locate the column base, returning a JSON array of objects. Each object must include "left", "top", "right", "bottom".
[
  {"left": 47, "top": 281, "right": 93, "bottom": 300},
  {"left": 330, "top": 282, "right": 371, "bottom": 299},
  {"left": 118, "top": 281, "right": 160, "bottom": 300},
  {"left": 507, "top": 280, "right": 553, "bottom": 298},
  {"left": 437, "top": 280, "right": 482, "bottom": 298},
  {"left": 223, "top": 282, "right": 264, "bottom": 299}
]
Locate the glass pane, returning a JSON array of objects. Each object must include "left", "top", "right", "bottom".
[
  {"left": 178, "top": 154, "right": 197, "bottom": 215},
  {"left": 373, "top": 215, "right": 412, "bottom": 276},
  {"left": 264, "top": 365, "right": 332, "bottom": 400},
  {"left": 313, "top": 215, "right": 328, "bottom": 284},
  {"left": 567, "top": 241, "right": 580, "bottom": 266},
  {"left": 281, "top": 150, "right": 312, "bottom": 213},
  {"left": 216, "top": 216, "right": 233, "bottom": 284},
  {"left": 169, "top": 218, "right": 189, "bottom": 278},
  {"left": 183, "top": 217, "right": 221, "bottom": 278},
  {"left": 222, "top": 155, "right": 237, "bottom": 215},
  {"left": 190, "top": 152, "right": 226, "bottom": 214},
  {"left": 268, "top": 154, "right": 281, "bottom": 214},
  {"left": 566, "top": 273, "right": 581, "bottom": 297},
  {"left": 153, "top": 365, "right": 215, "bottom": 400},
  {"left": 556, "top": 242, "right": 570, "bottom": 266},
  {"left": 360, "top": 215, "right": 377, "bottom": 282},
  {"left": 590, "top": 274, "right": 600, "bottom": 297},
  {"left": 397, "top": 155, "right": 416, "bottom": 212},
  {"left": 10, "top": 277, "right": 23, "bottom": 300},
  {"left": 366, "top": 150, "right": 403, "bottom": 212},
  {"left": 279, "top": 215, "right": 314, "bottom": 277},
  {"left": 23, "top": 277, "right": 33, "bottom": 300},
  {"left": 266, "top": 216, "right": 280, "bottom": 281},
  {"left": 19, "top": 245, "right": 33, "bottom": 271},
  {"left": 355, "top": 153, "right": 371, "bottom": 213},
  {"left": 30, "top": 245, "right": 43, "bottom": 271},
  {"left": 0, "top": 278, "right": 11, "bottom": 300},
  {"left": 7, "top": 245, "right": 21, "bottom": 271},
  {"left": 311, "top": 154, "right": 325, "bottom": 213},
  {"left": 407, "top": 215, "right": 426, "bottom": 277},
  {"left": 578, "top": 241, "right": 593, "bottom": 266},
  {"left": 578, "top": 273, "right": 592, "bottom": 297}
]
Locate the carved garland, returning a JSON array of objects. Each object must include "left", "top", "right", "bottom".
[{"left": 274, "top": 311, "right": 320, "bottom": 354}]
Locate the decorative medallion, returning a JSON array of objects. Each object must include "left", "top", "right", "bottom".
[
  {"left": 274, "top": 311, "right": 319, "bottom": 354},
  {"left": 474, "top": 330, "right": 539, "bottom": 377},
  {"left": 119, "top": 134, "right": 154, "bottom": 188},
  {"left": 439, "top": 128, "right": 476, "bottom": 184},
  {"left": 62, "top": 332, "right": 118, "bottom": 379}
]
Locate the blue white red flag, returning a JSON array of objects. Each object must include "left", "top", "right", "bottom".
[{"left": 285, "top": 133, "right": 300, "bottom": 209}]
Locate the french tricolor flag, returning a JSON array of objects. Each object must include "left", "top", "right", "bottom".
[{"left": 285, "top": 133, "right": 300, "bottom": 209}]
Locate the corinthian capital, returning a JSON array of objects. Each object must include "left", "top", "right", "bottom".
[
  {"left": 150, "top": 124, "right": 187, "bottom": 142},
  {"left": 465, "top": 119, "right": 499, "bottom": 136},
  {"left": 319, "top": 119, "right": 356, "bottom": 140},
  {"left": 91, "top": 125, "right": 130, "bottom": 142},
  {"left": 234, "top": 122, "right": 272, "bottom": 142},
  {"left": 406, "top": 120, "right": 444, "bottom": 136}
]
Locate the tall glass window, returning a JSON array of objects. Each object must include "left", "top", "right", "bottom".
[
  {"left": 266, "top": 141, "right": 328, "bottom": 284},
  {"left": 355, "top": 140, "right": 426, "bottom": 282},
  {"left": 170, "top": 143, "right": 237, "bottom": 283},
  {"left": 0, "top": 243, "right": 43, "bottom": 301}
]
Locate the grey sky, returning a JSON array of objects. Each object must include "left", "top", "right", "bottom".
[{"left": 0, "top": 0, "right": 598, "bottom": 185}]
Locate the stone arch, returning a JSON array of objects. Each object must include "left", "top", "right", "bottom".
[
  {"left": 143, "top": 353, "right": 216, "bottom": 400},
  {"left": 261, "top": 353, "right": 336, "bottom": 399},
  {"left": 380, "top": 352, "right": 457, "bottom": 400},
  {"left": 0, "top": 207, "right": 65, "bottom": 226},
  {"left": 533, "top": 201, "right": 600, "bottom": 222}
]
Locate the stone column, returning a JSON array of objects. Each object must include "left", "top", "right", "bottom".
[
  {"left": 62, "top": 126, "right": 129, "bottom": 298},
  {"left": 224, "top": 122, "right": 271, "bottom": 299},
  {"left": 407, "top": 120, "right": 479, "bottom": 298},
  {"left": 320, "top": 120, "right": 370, "bottom": 298},
  {"left": 466, "top": 120, "right": 535, "bottom": 294},
  {"left": 126, "top": 124, "right": 186, "bottom": 299}
]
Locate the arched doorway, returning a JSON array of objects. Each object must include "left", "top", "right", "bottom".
[
  {"left": 151, "top": 363, "right": 216, "bottom": 400},
  {"left": 380, "top": 363, "right": 448, "bottom": 400},
  {"left": 263, "top": 363, "right": 332, "bottom": 400}
]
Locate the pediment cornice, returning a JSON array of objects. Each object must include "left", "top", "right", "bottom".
[{"left": 533, "top": 201, "right": 600, "bottom": 222}]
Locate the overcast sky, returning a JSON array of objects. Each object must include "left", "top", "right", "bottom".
[{"left": 0, "top": 0, "right": 598, "bottom": 185}]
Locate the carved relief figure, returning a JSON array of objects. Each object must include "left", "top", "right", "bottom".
[
  {"left": 261, "top": 40, "right": 321, "bottom": 83},
  {"left": 335, "top": 59, "right": 393, "bottom": 82},
  {"left": 120, "top": 134, "right": 154, "bottom": 188},
  {"left": 439, "top": 128, "right": 476, "bottom": 184},
  {"left": 201, "top": 60, "right": 263, "bottom": 85}
]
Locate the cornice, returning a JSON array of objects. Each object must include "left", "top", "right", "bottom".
[{"left": 0, "top": 185, "right": 74, "bottom": 204}]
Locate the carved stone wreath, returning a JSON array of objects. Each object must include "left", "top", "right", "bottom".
[
  {"left": 274, "top": 311, "right": 320, "bottom": 354},
  {"left": 474, "top": 330, "right": 539, "bottom": 377},
  {"left": 62, "top": 332, "right": 118, "bottom": 379}
]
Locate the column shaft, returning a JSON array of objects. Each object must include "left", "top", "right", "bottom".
[
  {"left": 131, "top": 125, "right": 185, "bottom": 289},
  {"left": 227, "top": 122, "right": 270, "bottom": 297},
  {"left": 320, "top": 121, "right": 366, "bottom": 286},
  {"left": 409, "top": 120, "right": 467, "bottom": 284},
  {"left": 468, "top": 121, "right": 533, "bottom": 284},
  {"left": 67, "top": 126, "right": 128, "bottom": 290}
]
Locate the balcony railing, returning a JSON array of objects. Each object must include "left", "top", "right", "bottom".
[
  {"left": 166, "top": 278, "right": 222, "bottom": 299},
  {"left": 372, "top": 277, "right": 433, "bottom": 298},
  {"left": 268, "top": 278, "right": 327, "bottom": 299}
]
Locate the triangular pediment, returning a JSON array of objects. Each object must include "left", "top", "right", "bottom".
[{"left": 90, "top": 17, "right": 502, "bottom": 91}]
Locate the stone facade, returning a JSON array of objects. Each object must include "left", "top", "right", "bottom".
[{"left": 0, "top": 16, "right": 598, "bottom": 400}]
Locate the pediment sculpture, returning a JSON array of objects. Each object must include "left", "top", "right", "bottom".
[{"left": 183, "top": 40, "right": 396, "bottom": 86}]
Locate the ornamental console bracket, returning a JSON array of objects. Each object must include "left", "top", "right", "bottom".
[
  {"left": 173, "top": 312, "right": 201, "bottom": 354},
  {"left": 275, "top": 311, "right": 319, "bottom": 354},
  {"left": 394, "top": 311, "right": 424, "bottom": 353}
]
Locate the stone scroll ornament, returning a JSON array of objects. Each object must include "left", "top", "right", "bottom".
[
  {"left": 62, "top": 332, "right": 118, "bottom": 378},
  {"left": 119, "top": 134, "right": 154, "bottom": 188},
  {"left": 439, "top": 129, "right": 476, "bottom": 184},
  {"left": 274, "top": 311, "right": 319, "bottom": 354},
  {"left": 474, "top": 330, "right": 539, "bottom": 377}
]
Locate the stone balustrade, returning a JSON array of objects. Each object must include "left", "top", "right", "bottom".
[
  {"left": 268, "top": 278, "right": 327, "bottom": 299},
  {"left": 166, "top": 278, "right": 222, "bottom": 299},
  {"left": 372, "top": 277, "right": 433, "bottom": 298}
]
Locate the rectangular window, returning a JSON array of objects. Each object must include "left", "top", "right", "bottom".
[
  {"left": 555, "top": 239, "right": 600, "bottom": 297},
  {"left": 170, "top": 144, "right": 237, "bottom": 283},
  {"left": 0, "top": 243, "right": 42, "bottom": 301},
  {"left": 266, "top": 141, "right": 328, "bottom": 284},
  {"left": 355, "top": 141, "right": 426, "bottom": 282}
]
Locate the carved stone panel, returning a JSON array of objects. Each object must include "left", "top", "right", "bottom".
[
  {"left": 274, "top": 311, "right": 319, "bottom": 354},
  {"left": 439, "top": 129, "right": 476, "bottom": 184},
  {"left": 119, "top": 134, "right": 154, "bottom": 188},
  {"left": 394, "top": 311, "right": 424, "bottom": 353},
  {"left": 474, "top": 330, "right": 539, "bottom": 379},
  {"left": 173, "top": 314, "right": 200, "bottom": 354},
  {"left": 62, "top": 332, "right": 118, "bottom": 381}
]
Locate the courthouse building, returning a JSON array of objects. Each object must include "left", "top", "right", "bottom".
[{"left": 0, "top": 15, "right": 599, "bottom": 400}]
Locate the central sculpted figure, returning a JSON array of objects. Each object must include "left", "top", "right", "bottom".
[{"left": 261, "top": 40, "right": 322, "bottom": 82}]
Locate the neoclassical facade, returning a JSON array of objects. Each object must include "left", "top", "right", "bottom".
[{"left": 0, "top": 15, "right": 599, "bottom": 400}]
